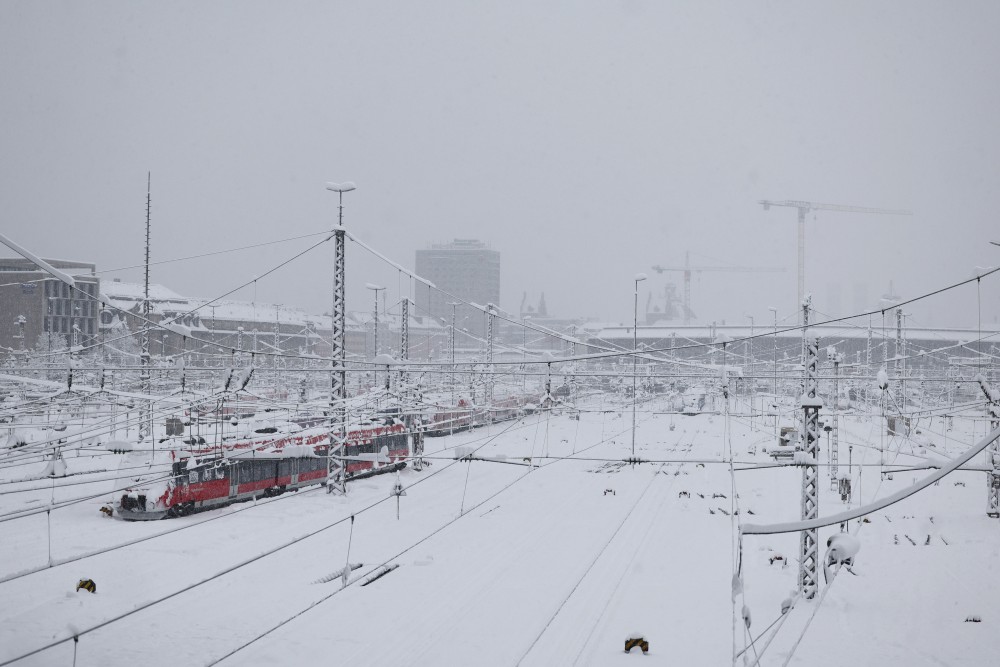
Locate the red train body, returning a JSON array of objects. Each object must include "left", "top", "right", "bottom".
[
  {"left": 116, "top": 422, "right": 408, "bottom": 520},
  {"left": 424, "top": 394, "right": 540, "bottom": 437}
]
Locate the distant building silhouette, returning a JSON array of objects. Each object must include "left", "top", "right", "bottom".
[{"left": 415, "top": 239, "right": 500, "bottom": 337}]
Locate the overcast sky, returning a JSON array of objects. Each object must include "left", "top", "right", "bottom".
[{"left": 3, "top": 1, "right": 999, "bottom": 330}]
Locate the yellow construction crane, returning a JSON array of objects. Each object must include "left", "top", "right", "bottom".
[
  {"left": 652, "top": 251, "right": 784, "bottom": 324},
  {"left": 759, "top": 200, "right": 912, "bottom": 319}
]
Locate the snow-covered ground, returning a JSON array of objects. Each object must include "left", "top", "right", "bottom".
[{"left": 2, "top": 396, "right": 999, "bottom": 666}]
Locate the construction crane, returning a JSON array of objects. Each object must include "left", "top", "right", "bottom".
[
  {"left": 759, "top": 200, "right": 912, "bottom": 320},
  {"left": 651, "top": 251, "right": 784, "bottom": 324}
]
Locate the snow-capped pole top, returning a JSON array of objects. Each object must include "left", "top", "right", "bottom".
[
  {"left": 876, "top": 369, "right": 889, "bottom": 390},
  {"left": 799, "top": 395, "right": 823, "bottom": 408},
  {"left": 325, "top": 181, "right": 357, "bottom": 193}
]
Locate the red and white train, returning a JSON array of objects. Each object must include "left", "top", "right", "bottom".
[
  {"left": 424, "top": 394, "right": 541, "bottom": 437},
  {"left": 115, "top": 421, "right": 409, "bottom": 520}
]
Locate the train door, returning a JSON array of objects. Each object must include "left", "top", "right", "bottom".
[{"left": 228, "top": 461, "right": 239, "bottom": 498}]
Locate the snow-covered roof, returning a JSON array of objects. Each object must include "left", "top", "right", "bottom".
[
  {"left": 102, "top": 281, "right": 186, "bottom": 302},
  {"left": 348, "top": 311, "right": 445, "bottom": 331},
  {"left": 590, "top": 323, "right": 1000, "bottom": 342},
  {"left": 188, "top": 300, "right": 310, "bottom": 327}
]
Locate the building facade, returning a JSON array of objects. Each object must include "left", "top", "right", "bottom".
[
  {"left": 0, "top": 258, "right": 99, "bottom": 354},
  {"left": 415, "top": 239, "right": 500, "bottom": 336}
]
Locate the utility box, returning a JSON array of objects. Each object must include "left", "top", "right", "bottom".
[
  {"left": 165, "top": 417, "right": 185, "bottom": 436},
  {"left": 838, "top": 476, "right": 852, "bottom": 503}
]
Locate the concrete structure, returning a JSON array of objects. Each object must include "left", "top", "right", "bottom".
[
  {"left": 585, "top": 322, "right": 999, "bottom": 408},
  {"left": 99, "top": 280, "right": 444, "bottom": 367},
  {"left": 100, "top": 280, "right": 341, "bottom": 362},
  {"left": 415, "top": 239, "right": 500, "bottom": 337},
  {"left": 0, "top": 258, "right": 99, "bottom": 354}
]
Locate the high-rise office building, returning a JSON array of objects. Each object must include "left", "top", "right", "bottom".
[{"left": 415, "top": 239, "right": 500, "bottom": 337}]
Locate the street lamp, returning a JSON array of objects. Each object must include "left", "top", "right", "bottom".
[
  {"left": 325, "top": 182, "right": 357, "bottom": 223},
  {"left": 632, "top": 273, "right": 647, "bottom": 458}
]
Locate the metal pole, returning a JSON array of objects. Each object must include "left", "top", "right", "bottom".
[
  {"left": 830, "top": 351, "right": 841, "bottom": 488},
  {"left": 139, "top": 172, "right": 152, "bottom": 444},
  {"left": 977, "top": 376, "right": 1000, "bottom": 517},
  {"left": 522, "top": 319, "right": 527, "bottom": 391},
  {"left": 273, "top": 304, "right": 281, "bottom": 375},
  {"left": 16, "top": 314, "right": 26, "bottom": 368},
  {"left": 746, "top": 314, "right": 754, "bottom": 425},
  {"left": 770, "top": 307, "right": 778, "bottom": 439},
  {"left": 900, "top": 311, "right": 907, "bottom": 411},
  {"left": 401, "top": 297, "right": 409, "bottom": 362},
  {"left": 368, "top": 285, "right": 384, "bottom": 389},
  {"left": 450, "top": 303, "right": 456, "bottom": 409},
  {"left": 325, "top": 184, "right": 353, "bottom": 495},
  {"left": 799, "top": 335, "right": 821, "bottom": 598},
  {"left": 236, "top": 327, "right": 244, "bottom": 368},
  {"left": 797, "top": 206, "right": 807, "bottom": 323},
  {"left": 866, "top": 316, "right": 873, "bottom": 405},
  {"left": 632, "top": 277, "right": 642, "bottom": 457},
  {"left": 486, "top": 303, "right": 495, "bottom": 417},
  {"left": 896, "top": 308, "right": 904, "bottom": 411}
]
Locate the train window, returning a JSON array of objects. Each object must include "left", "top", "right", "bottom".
[{"left": 189, "top": 470, "right": 200, "bottom": 484}]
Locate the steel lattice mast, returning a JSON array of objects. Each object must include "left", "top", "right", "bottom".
[
  {"left": 799, "top": 300, "right": 821, "bottom": 599},
  {"left": 400, "top": 297, "right": 409, "bottom": 363},
  {"left": 139, "top": 172, "right": 152, "bottom": 443},
  {"left": 325, "top": 182, "right": 355, "bottom": 495},
  {"left": 830, "top": 350, "right": 842, "bottom": 488},
  {"left": 273, "top": 304, "right": 281, "bottom": 378},
  {"left": 399, "top": 295, "right": 423, "bottom": 470},
  {"left": 978, "top": 375, "right": 1000, "bottom": 517}
]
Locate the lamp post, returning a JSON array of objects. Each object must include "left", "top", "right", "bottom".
[{"left": 632, "top": 273, "right": 647, "bottom": 458}]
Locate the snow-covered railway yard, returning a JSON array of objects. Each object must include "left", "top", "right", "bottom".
[{"left": 2, "top": 397, "right": 998, "bottom": 666}]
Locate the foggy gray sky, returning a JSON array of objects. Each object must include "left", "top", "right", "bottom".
[{"left": 3, "top": 1, "right": 999, "bottom": 329}]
